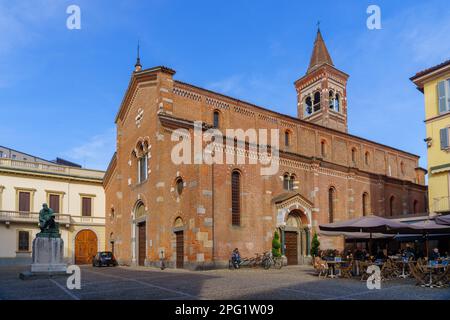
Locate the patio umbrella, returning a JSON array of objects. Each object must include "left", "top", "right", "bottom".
[
  {"left": 319, "top": 230, "right": 393, "bottom": 240},
  {"left": 435, "top": 215, "right": 450, "bottom": 226},
  {"left": 408, "top": 220, "right": 450, "bottom": 258},
  {"left": 319, "top": 215, "right": 416, "bottom": 254}
]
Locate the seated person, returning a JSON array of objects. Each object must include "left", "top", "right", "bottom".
[
  {"left": 375, "top": 248, "right": 385, "bottom": 261},
  {"left": 231, "top": 248, "right": 241, "bottom": 268},
  {"left": 429, "top": 248, "right": 440, "bottom": 261}
]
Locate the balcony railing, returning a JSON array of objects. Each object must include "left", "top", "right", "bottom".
[
  {"left": 0, "top": 210, "right": 105, "bottom": 226},
  {"left": 0, "top": 158, "right": 104, "bottom": 180},
  {"left": 432, "top": 197, "right": 450, "bottom": 213}
]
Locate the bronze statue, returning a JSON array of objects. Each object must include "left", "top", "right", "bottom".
[{"left": 37, "top": 203, "right": 60, "bottom": 238}]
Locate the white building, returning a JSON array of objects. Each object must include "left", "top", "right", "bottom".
[{"left": 0, "top": 153, "right": 106, "bottom": 265}]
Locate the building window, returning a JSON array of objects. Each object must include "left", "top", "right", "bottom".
[
  {"left": 329, "top": 90, "right": 340, "bottom": 112},
  {"left": 389, "top": 196, "right": 395, "bottom": 217},
  {"left": 110, "top": 208, "right": 115, "bottom": 221},
  {"left": 135, "top": 202, "right": 145, "bottom": 219},
  {"left": 176, "top": 177, "right": 184, "bottom": 196},
  {"left": 304, "top": 96, "right": 313, "bottom": 116},
  {"left": 362, "top": 193, "right": 369, "bottom": 216},
  {"left": 400, "top": 161, "right": 405, "bottom": 176},
  {"left": 313, "top": 91, "right": 321, "bottom": 113},
  {"left": 18, "top": 191, "right": 31, "bottom": 212},
  {"left": 351, "top": 148, "right": 357, "bottom": 164},
  {"left": 48, "top": 194, "right": 60, "bottom": 213},
  {"left": 213, "top": 111, "right": 220, "bottom": 128},
  {"left": 283, "top": 174, "right": 295, "bottom": 191},
  {"left": 284, "top": 130, "right": 291, "bottom": 147},
  {"left": 437, "top": 79, "right": 450, "bottom": 114},
  {"left": 440, "top": 127, "right": 449, "bottom": 150},
  {"left": 18, "top": 231, "right": 30, "bottom": 252},
  {"left": 231, "top": 170, "right": 241, "bottom": 226},
  {"left": 413, "top": 200, "right": 418, "bottom": 214},
  {"left": 138, "top": 155, "right": 148, "bottom": 183},
  {"left": 81, "top": 197, "right": 92, "bottom": 217},
  {"left": 0, "top": 151, "right": 3, "bottom": 158},
  {"left": 365, "top": 152, "right": 370, "bottom": 166},
  {"left": 321, "top": 140, "right": 327, "bottom": 158},
  {"left": 328, "top": 187, "right": 336, "bottom": 223}
]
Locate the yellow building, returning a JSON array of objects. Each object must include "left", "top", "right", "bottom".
[
  {"left": 0, "top": 147, "right": 106, "bottom": 265},
  {"left": 411, "top": 60, "right": 450, "bottom": 215}
]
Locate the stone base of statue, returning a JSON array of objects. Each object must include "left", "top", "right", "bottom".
[{"left": 31, "top": 236, "right": 67, "bottom": 273}]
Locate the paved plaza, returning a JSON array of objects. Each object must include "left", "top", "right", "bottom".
[{"left": 0, "top": 265, "right": 449, "bottom": 300}]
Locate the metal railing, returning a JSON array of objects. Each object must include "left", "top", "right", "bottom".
[
  {"left": 0, "top": 210, "right": 105, "bottom": 226},
  {"left": 432, "top": 196, "right": 450, "bottom": 213},
  {"left": 0, "top": 158, "right": 104, "bottom": 179}
]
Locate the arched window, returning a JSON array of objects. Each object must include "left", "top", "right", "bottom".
[
  {"left": 329, "top": 91, "right": 340, "bottom": 112},
  {"left": 313, "top": 91, "right": 321, "bottom": 112},
  {"left": 321, "top": 140, "right": 327, "bottom": 158},
  {"left": 176, "top": 177, "right": 184, "bottom": 196},
  {"left": 231, "top": 170, "right": 241, "bottom": 226},
  {"left": 413, "top": 200, "right": 418, "bottom": 214},
  {"left": 334, "top": 93, "right": 340, "bottom": 112},
  {"left": 284, "top": 130, "right": 291, "bottom": 147},
  {"left": 304, "top": 97, "right": 313, "bottom": 116},
  {"left": 362, "top": 193, "right": 369, "bottom": 216},
  {"left": 389, "top": 196, "right": 395, "bottom": 217},
  {"left": 329, "top": 90, "right": 335, "bottom": 109},
  {"left": 328, "top": 187, "right": 336, "bottom": 223},
  {"left": 110, "top": 207, "right": 115, "bottom": 221},
  {"left": 400, "top": 161, "right": 405, "bottom": 176},
  {"left": 365, "top": 152, "right": 370, "bottom": 166},
  {"left": 283, "top": 174, "right": 290, "bottom": 190},
  {"left": 213, "top": 111, "right": 220, "bottom": 128},
  {"left": 135, "top": 141, "right": 149, "bottom": 184},
  {"left": 135, "top": 202, "right": 146, "bottom": 219},
  {"left": 351, "top": 148, "right": 357, "bottom": 164},
  {"left": 289, "top": 174, "right": 296, "bottom": 191}
]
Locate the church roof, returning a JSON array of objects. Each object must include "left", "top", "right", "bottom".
[{"left": 307, "top": 29, "right": 334, "bottom": 74}]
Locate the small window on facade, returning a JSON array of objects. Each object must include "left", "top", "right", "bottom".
[
  {"left": 413, "top": 200, "right": 418, "bottom": 214},
  {"left": 437, "top": 79, "right": 450, "bottom": 114},
  {"left": 82, "top": 197, "right": 92, "bottom": 217},
  {"left": 0, "top": 151, "right": 3, "bottom": 158},
  {"left": 213, "top": 111, "right": 220, "bottom": 128},
  {"left": 289, "top": 175, "right": 296, "bottom": 191},
  {"left": 351, "top": 148, "right": 357, "bottom": 164},
  {"left": 110, "top": 208, "right": 115, "bottom": 220},
  {"left": 176, "top": 177, "right": 184, "bottom": 196},
  {"left": 231, "top": 170, "right": 241, "bottom": 226},
  {"left": 18, "top": 231, "right": 30, "bottom": 252},
  {"left": 18, "top": 191, "right": 31, "bottom": 212},
  {"left": 321, "top": 140, "right": 327, "bottom": 158},
  {"left": 283, "top": 174, "right": 290, "bottom": 190},
  {"left": 362, "top": 193, "right": 369, "bottom": 216},
  {"left": 328, "top": 187, "right": 336, "bottom": 223},
  {"left": 400, "top": 161, "right": 405, "bottom": 176},
  {"left": 440, "top": 128, "right": 450, "bottom": 150},
  {"left": 304, "top": 97, "right": 313, "bottom": 116},
  {"left": 334, "top": 93, "right": 340, "bottom": 112},
  {"left": 328, "top": 91, "right": 339, "bottom": 112},
  {"left": 49, "top": 194, "right": 60, "bottom": 213},
  {"left": 365, "top": 152, "right": 370, "bottom": 166},
  {"left": 138, "top": 155, "right": 148, "bottom": 183},
  {"left": 284, "top": 130, "right": 290, "bottom": 147},
  {"left": 389, "top": 196, "right": 395, "bottom": 217}
]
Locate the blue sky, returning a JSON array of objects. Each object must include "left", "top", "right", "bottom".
[{"left": 0, "top": 0, "right": 449, "bottom": 170}]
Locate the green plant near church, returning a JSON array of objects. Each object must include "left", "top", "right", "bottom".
[
  {"left": 310, "top": 233, "right": 320, "bottom": 257},
  {"left": 272, "top": 231, "right": 281, "bottom": 257}
]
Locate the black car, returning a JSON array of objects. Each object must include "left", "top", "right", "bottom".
[{"left": 92, "top": 251, "right": 118, "bottom": 267}]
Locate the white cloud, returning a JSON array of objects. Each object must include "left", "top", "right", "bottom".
[{"left": 63, "top": 127, "right": 115, "bottom": 170}]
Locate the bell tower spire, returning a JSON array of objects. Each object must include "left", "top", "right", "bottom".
[
  {"left": 134, "top": 41, "right": 142, "bottom": 72},
  {"left": 294, "top": 27, "right": 349, "bottom": 133}
]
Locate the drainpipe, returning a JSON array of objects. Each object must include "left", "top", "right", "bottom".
[{"left": 212, "top": 162, "right": 215, "bottom": 267}]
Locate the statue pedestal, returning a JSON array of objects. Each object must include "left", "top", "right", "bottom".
[{"left": 30, "top": 237, "right": 67, "bottom": 274}]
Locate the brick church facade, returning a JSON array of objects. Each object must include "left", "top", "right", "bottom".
[{"left": 104, "top": 30, "right": 427, "bottom": 269}]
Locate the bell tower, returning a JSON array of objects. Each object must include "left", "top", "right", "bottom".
[{"left": 295, "top": 28, "right": 349, "bottom": 133}]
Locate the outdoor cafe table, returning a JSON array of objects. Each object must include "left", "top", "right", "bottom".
[
  {"left": 326, "top": 260, "right": 346, "bottom": 278},
  {"left": 422, "top": 264, "right": 446, "bottom": 288},
  {"left": 395, "top": 259, "right": 413, "bottom": 279}
]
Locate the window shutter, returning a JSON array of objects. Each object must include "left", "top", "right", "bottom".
[
  {"left": 440, "top": 128, "right": 449, "bottom": 150},
  {"left": 49, "top": 194, "right": 60, "bottom": 213},
  {"left": 438, "top": 81, "right": 447, "bottom": 113},
  {"left": 19, "top": 192, "right": 30, "bottom": 212},
  {"left": 82, "top": 197, "right": 92, "bottom": 216}
]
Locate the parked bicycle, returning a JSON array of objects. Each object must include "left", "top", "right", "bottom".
[{"left": 261, "top": 252, "right": 283, "bottom": 270}]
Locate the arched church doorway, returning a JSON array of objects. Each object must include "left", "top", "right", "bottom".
[
  {"left": 283, "top": 210, "right": 310, "bottom": 265},
  {"left": 75, "top": 230, "right": 98, "bottom": 265}
]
